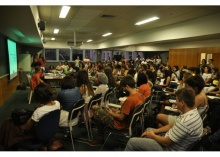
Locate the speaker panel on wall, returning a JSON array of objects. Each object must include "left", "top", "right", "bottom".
[{"left": 38, "top": 20, "right": 45, "bottom": 31}]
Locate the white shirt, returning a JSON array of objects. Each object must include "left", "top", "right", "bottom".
[
  {"left": 202, "top": 73, "right": 212, "bottom": 81},
  {"left": 32, "top": 100, "right": 61, "bottom": 122}
]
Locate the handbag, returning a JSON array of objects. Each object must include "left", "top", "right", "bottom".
[{"left": 11, "top": 108, "right": 33, "bottom": 126}]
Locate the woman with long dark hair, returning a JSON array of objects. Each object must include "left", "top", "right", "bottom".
[
  {"left": 76, "top": 70, "right": 94, "bottom": 105},
  {"left": 136, "top": 71, "right": 151, "bottom": 99}
]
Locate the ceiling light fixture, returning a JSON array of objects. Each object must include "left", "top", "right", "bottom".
[
  {"left": 59, "top": 6, "right": 71, "bottom": 18},
  {"left": 54, "top": 29, "right": 59, "bottom": 34},
  {"left": 87, "top": 39, "right": 93, "bottom": 42},
  {"left": 51, "top": 38, "right": 55, "bottom": 40},
  {"left": 102, "top": 33, "right": 112, "bottom": 37},
  {"left": 135, "top": 17, "right": 159, "bottom": 25}
]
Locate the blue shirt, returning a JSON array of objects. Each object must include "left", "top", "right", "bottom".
[{"left": 57, "top": 87, "right": 81, "bottom": 111}]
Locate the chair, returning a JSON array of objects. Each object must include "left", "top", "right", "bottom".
[
  {"left": 200, "top": 105, "right": 209, "bottom": 122},
  {"left": 12, "top": 109, "right": 61, "bottom": 151},
  {"left": 100, "top": 103, "right": 144, "bottom": 150},
  {"left": 186, "top": 127, "right": 212, "bottom": 151},
  {"left": 26, "top": 74, "right": 33, "bottom": 104},
  {"left": 103, "top": 87, "right": 114, "bottom": 107},
  {"left": 141, "top": 95, "right": 153, "bottom": 130},
  {"left": 65, "top": 99, "right": 85, "bottom": 151},
  {"left": 85, "top": 93, "right": 102, "bottom": 141}
]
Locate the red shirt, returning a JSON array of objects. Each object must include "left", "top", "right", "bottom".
[
  {"left": 114, "top": 92, "right": 144, "bottom": 130},
  {"left": 31, "top": 73, "right": 41, "bottom": 90},
  {"left": 138, "top": 83, "right": 151, "bottom": 99}
]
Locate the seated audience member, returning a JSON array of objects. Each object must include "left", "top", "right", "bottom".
[
  {"left": 211, "top": 67, "right": 219, "bottom": 80},
  {"left": 76, "top": 70, "right": 94, "bottom": 105},
  {"left": 125, "top": 88, "right": 203, "bottom": 151},
  {"left": 172, "top": 65, "right": 180, "bottom": 80},
  {"left": 104, "top": 67, "right": 116, "bottom": 88},
  {"left": 68, "top": 62, "right": 79, "bottom": 78},
  {"left": 57, "top": 76, "right": 81, "bottom": 112},
  {"left": 207, "top": 76, "right": 220, "bottom": 95},
  {"left": 31, "top": 66, "right": 44, "bottom": 89},
  {"left": 145, "top": 70, "right": 154, "bottom": 88},
  {"left": 177, "top": 72, "right": 192, "bottom": 90},
  {"left": 88, "top": 63, "right": 96, "bottom": 76},
  {"left": 136, "top": 71, "right": 151, "bottom": 99},
  {"left": 157, "top": 75, "right": 207, "bottom": 127},
  {"left": 57, "top": 76, "right": 82, "bottom": 127},
  {"left": 76, "top": 70, "right": 94, "bottom": 122},
  {"left": 94, "top": 73, "right": 109, "bottom": 107},
  {"left": 154, "top": 72, "right": 192, "bottom": 114},
  {"left": 204, "top": 71, "right": 220, "bottom": 94},
  {"left": 0, "top": 83, "right": 60, "bottom": 150},
  {"left": 62, "top": 60, "right": 69, "bottom": 74},
  {"left": 74, "top": 56, "right": 81, "bottom": 67},
  {"left": 202, "top": 65, "right": 212, "bottom": 83},
  {"left": 152, "top": 69, "right": 172, "bottom": 91},
  {"left": 127, "top": 68, "right": 136, "bottom": 79},
  {"left": 90, "top": 75, "right": 145, "bottom": 146},
  {"left": 208, "top": 59, "right": 215, "bottom": 69},
  {"left": 48, "top": 65, "right": 55, "bottom": 73},
  {"left": 149, "top": 64, "right": 157, "bottom": 85},
  {"left": 56, "top": 61, "right": 63, "bottom": 72}
]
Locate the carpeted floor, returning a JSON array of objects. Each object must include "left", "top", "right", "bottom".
[{"left": 0, "top": 89, "right": 127, "bottom": 151}]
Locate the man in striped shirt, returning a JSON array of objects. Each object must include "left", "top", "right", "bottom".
[{"left": 125, "top": 88, "right": 203, "bottom": 151}]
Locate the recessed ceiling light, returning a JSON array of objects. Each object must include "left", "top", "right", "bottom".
[
  {"left": 54, "top": 29, "right": 59, "bottom": 34},
  {"left": 59, "top": 6, "right": 71, "bottom": 18},
  {"left": 87, "top": 39, "right": 93, "bottom": 42},
  {"left": 135, "top": 17, "right": 159, "bottom": 25},
  {"left": 102, "top": 33, "right": 112, "bottom": 37},
  {"left": 51, "top": 38, "right": 55, "bottom": 40}
]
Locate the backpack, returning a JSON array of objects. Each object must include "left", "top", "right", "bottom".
[{"left": 11, "top": 108, "right": 33, "bottom": 126}]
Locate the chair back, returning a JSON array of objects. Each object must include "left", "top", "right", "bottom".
[
  {"left": 128, "top": 104, "right": 143, "bottom": 137},
  {"left": 26, "top": 74, "right": 32, "bottom": 88},
  {"left": 143, "top": 95, "right": 152, "bottom": 114},
  {"left": 200, "top": 105, "right": 209, "bottom": 122},
  {"left": 103, "top": 87, "right": 114, "bottom": 104},
  {"left": 68, "top": 99, "right": 85, "bottom": 120},
  {"left": 35, "top": 109, "right": 60, "bottom": 142},
  {"left": 186, "top": 128, "right": 211, "bottom": 151},
  {"left": 87, "top": 93, "right": 102, "bottom": 110}
]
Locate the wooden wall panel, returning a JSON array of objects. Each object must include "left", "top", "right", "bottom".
[
  {"left": 169, "top": 47, "right": 220, "bottom": 70},
  {"left": 0, "top": 75, "right": 19, "bottom": 106}
]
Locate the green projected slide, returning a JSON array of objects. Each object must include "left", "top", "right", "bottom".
[{"left": 7, "top": 39, "right": 18, "bottom": 80}]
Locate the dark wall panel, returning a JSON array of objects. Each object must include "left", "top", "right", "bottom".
[{"left": 0, "top": 34, "right": 7, "bottom": 76}]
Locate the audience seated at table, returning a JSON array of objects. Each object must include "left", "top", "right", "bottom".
[
  {"left": 56, "top": 61, "right": 63, "bottom": 72},
  {"left": 48, "top": 65, "right": 55, "bottom": 73}
]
